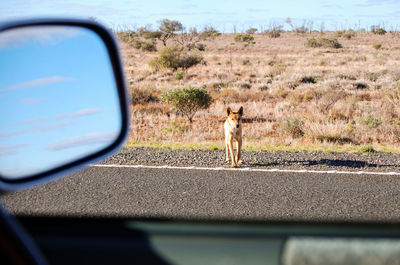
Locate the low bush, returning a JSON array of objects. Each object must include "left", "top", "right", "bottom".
[
  {"left": 161, "top": 122, "right": 187, "bottom": 133},
  {"left": 268, "top": 30, "right": 281, "bottom": 38},
  {"left": 353, "top": 82, "right": 368, "bottom": 90},
  {"left": 234, "top": 33, "right": 255, "bottom": 45},
  {"left": 179, "top": 53, "right": 204, "bottom": 69},
  {"left": 175, "top": 70, "right": 185, "bottom": 80},
  {"left": 196, "top": 43, "right": 206, "bottom": 51},
  {"left": 359, "top": 114, "right": 382, "bottom": 128},
  {"left": 305, "top": 38, "right": 342, "bottom": 49},
  {"left": 371, "top": 26, "right": 387, "bottom": 35},
  {"left": 361, "top": 145, "right": 377, "bottom": 153},
  {"left": 266, "top": 63, "right": 286, "bottom": 78},
  {"left": 131, "top": 85, "right": 159, "bottom": 105},
  {"left": 373, "top": 44, "right": 382, "bottom": 50},
  {"left": 335, "top": 30, "right": 356, "bottom": 39},
  {"left": 149, "top": 47, "right": 203, "bottom": 71},
  {"left": 201, "top": 26, "right": 221, "bottom": 38},
  {"left": 136, "top": 40, "right": 157, "bottom": 52},
  {"left": 315, "top": 134, "right": 353, "bottom": 144},
  {"left": 265, "top": 25, "right": 283, "bottom": 38},
  {"left": 161, "top": 87, "right": 213, "bottom": 123},
  {"left": 300, "top": 76, "right": 317, "bottom": 84},
  {"left": 280, "top": 117, "right": 304, "bottom": 138}
]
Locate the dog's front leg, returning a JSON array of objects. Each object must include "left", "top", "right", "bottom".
[
  {"left": 229, "top": 139, "right": 236, "bottom": 168},
  {"left": 236, "top": 139, "right": 242, "bottom": 164},
  {"left": 225, "top": 137, "right": 230, "bottom": 163}
]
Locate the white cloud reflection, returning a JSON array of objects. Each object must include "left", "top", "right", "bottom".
[
  {"left": 0, "top": 76, "right": 74, "bottom": 92},
  {"left": 0, "top": 25, "right": 83, "bottom": 50},
  {"left": 20, "top": 97, "right": 48, "bottom": 105},
  {"left": 38, "top": 121, "right": 74, "bottom": 131},
  {"left": 52, "top": 108, "right": 107, "bottom": 119},
  {"left": 0, "top": 128, "right": 34, "bottom": 138},
  {"left": 0, "top": 144, "right": 29, "bottom": 156},
  {"left": 46, "top": 130, "right": 118, "bottom": 151}
]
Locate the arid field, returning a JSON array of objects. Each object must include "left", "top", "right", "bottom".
[{"left": 118, "top": 30, "right": 400, "bottom": 152}]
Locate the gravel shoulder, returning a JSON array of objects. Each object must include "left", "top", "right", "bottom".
[{"left": 102, "top": 147, "right": 400, "bottom": 172}]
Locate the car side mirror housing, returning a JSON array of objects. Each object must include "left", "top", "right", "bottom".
[{"left": 0, "top": 19, "right": 129, "bottom": 191}]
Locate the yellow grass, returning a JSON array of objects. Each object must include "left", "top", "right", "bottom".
[{"left": 120, "top": 31, "right": 400, "bottom": 153}]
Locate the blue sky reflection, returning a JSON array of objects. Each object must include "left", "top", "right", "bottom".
[{"left": 0, "top": 26, "right": 121, "bottom": 179}]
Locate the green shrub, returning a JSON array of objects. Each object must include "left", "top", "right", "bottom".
[
  {"left": 344, "top": 29, "right": 356, "bottom": 39},
  {"left": 117, "top": 30, "right": 136, "bottom": 42},
  {"left": 234, "top": 33, "right": 255, "bottom": 44},
  {"left": 264, "top": 25, "right": 283, "bottom": 38},
  {"left": 149, "top": 47, "right": 180, "bottom": 70},
  {"left": 268, "top": 30, "right": 281, "bottom": 38},
  {"left": 139, "top": 40, "right": 157, "bottom": 52},
  {"left": 361, "top": 145, "right": 377, "bottom": 153},
  {"left": 140, "top": 30, "right": 163, "bottom": 40},
  {"left": 305, "top": 38, "right": 342, "bottom": 49},
  {"left": 175, "top": 70, "right": 185, "bottom": 80},
  {"left": 359, "top": 114, "right": 382, "bottom": 128},
  {"left": 201, "top": 26, "right": 221, "bottom": 38},
  {"left": 130, "top": 38, "right": 156, "bottom": 51},
  {"left": 373, "top": 44, "right": 382, "bottom": 50},
  {"left": 395, "top": 81, "right": 400, "bottom": 89},
  {"left": 149, "top": 47, "right": 203, "bottom": 71},
  {"left": 335, "top": 30, "right": 346, "bottom": 38},
  {"left": 335, "top": 29, "right": 356, "bottom": 39},
  {"left": 161, "top": 87, "right": 213, "bottom": 122},
  {"left": 371, "top": 26, "right": 387, "bottom": 35}
]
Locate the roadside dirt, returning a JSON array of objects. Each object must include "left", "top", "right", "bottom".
[{"left": 103, "top": 147, "right": 400, "bottom": 172}]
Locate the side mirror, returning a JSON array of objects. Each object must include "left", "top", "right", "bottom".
[{"left": 0, "top": 19, "right": 129, "bottom": 191}]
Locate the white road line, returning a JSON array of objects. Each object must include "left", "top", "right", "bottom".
[{"left": 91, "top": 164, "right": 400, "bottom": 176}]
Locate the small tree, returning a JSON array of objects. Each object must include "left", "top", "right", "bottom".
[
  {"left": 161, "top": 87, "right": 213, "bottom": 123},
  {"left": 149, "top": 47, "right": 181, "bottom": 71},
  {"left": 158, "top": 19, "right": 183, "bottom": 46},
  {"left": 137, "top": 25, "right": 163, "bottom": 40},
  {"left": 174, "top": 27, "right": 203, "bottom": 51},
  {"left": 201, "top": 26, "right": 221, "bottom": 38},
  {"left": 246, "top": 28, "right": 258, "bottom": 34},
  {"left": 265, "top": 24, "right": 283, "bottom": 38}
]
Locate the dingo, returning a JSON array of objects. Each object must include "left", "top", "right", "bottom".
[{"left": 224, "top": 106, "right": 243, "bottom": 168}]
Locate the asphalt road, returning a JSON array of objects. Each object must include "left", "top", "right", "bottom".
[{"left": 2, "top": 166, "right": 400, "bottom": 222}]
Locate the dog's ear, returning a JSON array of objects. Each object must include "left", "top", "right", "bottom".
[
  {"left": 226, "top": 107, "right": 232, "bottom": 116},
  {"left": 238, "top": 106, "right": 243, "bottom": 116}
]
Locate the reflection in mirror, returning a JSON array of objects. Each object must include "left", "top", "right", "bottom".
[{"left": 0, "top": 25, "right": 122, "bottom": 180}]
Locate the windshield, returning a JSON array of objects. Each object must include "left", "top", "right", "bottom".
[{"left": 1, "top": 0, "right": 400, "bottom": 223}]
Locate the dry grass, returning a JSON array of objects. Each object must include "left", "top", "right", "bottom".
[{"left": 120, "top": 31, "right": 400, "bottom": 151}]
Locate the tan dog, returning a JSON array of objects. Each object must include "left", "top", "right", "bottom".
[{"left": 224, "top": 106, "right": 243, "bottom": 168}]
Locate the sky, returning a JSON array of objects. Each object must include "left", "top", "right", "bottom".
[
  {"left": 0, "top": 0, "right": 399, "bottom": 32},
  {"left": 0, "top": 26, "right": 121, "bottom": 179}
]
